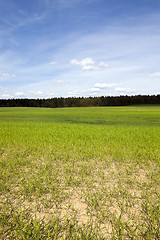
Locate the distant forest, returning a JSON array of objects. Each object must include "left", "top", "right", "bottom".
[{"left": 0, "top": 95, "right": 160, "bottom": 108}]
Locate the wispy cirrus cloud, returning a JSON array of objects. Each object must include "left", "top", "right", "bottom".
[
  {"left": 0, "top": 0, "right": 160, "bottom": 98},
  {"left": 44, "top": 0, "right": 96, "bottom": 10}
]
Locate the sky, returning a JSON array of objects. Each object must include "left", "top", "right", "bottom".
[{"left": 0, "top": 0, "right": 160, "bottom": 99}]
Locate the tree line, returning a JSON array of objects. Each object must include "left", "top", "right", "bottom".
[{"left": 0, "top": 95, "right": 160, "bottom": 108}]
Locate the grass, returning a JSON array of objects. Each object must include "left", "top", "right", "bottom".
[{"left": 0, "top": 106, "right": 160, "bottom": 239}]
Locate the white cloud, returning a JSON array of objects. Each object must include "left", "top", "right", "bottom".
[
  {"left": 70, "top": 59, "right": 80, "bottom": 65},
  {"left": 148, "top": 72, "right": 160, "bottom": 78},
  {"left": 37, "top": 91, "right": 43, "bottom": 95},
  {"left": 82, "top": 65, "right": 99, "bottom": 71},
  {"left": 99, "top": 62, "right": 109, "bottom": 68},
  {"left": 0, "top": 73, "right": 16, "bottom": 78},
  {"left": 67, "top": 90, "right": 82, "bottom": 96},
  {"left": 1, "top": 93, "right": 11, "bottom": 98},
  {"left": 81, "top": 58, "right": 95, "bottom": 66},
  {"left": 88, "top": 87, "right": 101, "bottom": 92},
  {"left": 67, "top": 87, "right": 101, "bottom": 97},
  {"left": 49, "top": 61, "right": 57, "bottom": 65},
  {"left": 70, "top": 57, "right": 95, "bottom": 66},
  {"left": 94, "top": 83, "right": 116, "bottom": 88},
  {"left": 115, "top": 87, "right": 136, "bottom": 93},
  {"left": 54, "top": 80, "right": 64, "bottom": 83},
  {"left": 2, "top": 73, "right": 9, "bottom": 77},
  {"left": 115, "top": 87, "right": 127, "bottom": 92},
  {"left": 70, "top": 58, "right": 109, "bottom": 71},
  {"left": 29, "top": 90, "right": 43, "bottom": 95},
  {"left": 1, "top": 7, "right": 160, "bottom": 98},
  {"left": 14, "top": 92, "right": 24, "bottom": 97}
]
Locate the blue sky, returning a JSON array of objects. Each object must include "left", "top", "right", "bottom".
[{"left": 0, "top": 0, "right": 160, "bottom": 99}]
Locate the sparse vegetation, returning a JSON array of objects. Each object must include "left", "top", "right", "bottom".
[{"left": 0, "top": 106, "right": 160, "bottom": 239}]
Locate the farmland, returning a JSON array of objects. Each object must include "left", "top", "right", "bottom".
[{"left": 0, "top": 106, "right": 160, "bottom": 239}]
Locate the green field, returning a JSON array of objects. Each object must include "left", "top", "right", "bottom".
[{"left": 0, "top": 106, "right": 160, "bottom": 239}]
